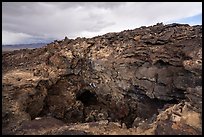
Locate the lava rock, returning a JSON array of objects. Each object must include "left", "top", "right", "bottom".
[{"left": 2, "top": 23, "right": 202, "bottom": 135}]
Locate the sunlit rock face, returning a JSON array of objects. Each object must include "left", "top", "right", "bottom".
[{"left": 2, "top": 23, "right": 202, "bottom": 135}]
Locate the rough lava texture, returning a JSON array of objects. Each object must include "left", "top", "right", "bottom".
[{"left": 2, "top": 23, "right": 202, "bottom": 135}]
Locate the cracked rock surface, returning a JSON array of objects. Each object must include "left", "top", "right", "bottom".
[{"left": 2, "top": 23, "right": 202, "bottom": 135}]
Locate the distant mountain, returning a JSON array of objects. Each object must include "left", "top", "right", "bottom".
[{"left": 2, "top": 43, "right": 48, "bottom": 51}]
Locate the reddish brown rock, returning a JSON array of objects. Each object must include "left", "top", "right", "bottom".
[{"left": 2, "top": 23, "right": 202, "bottom": 135}]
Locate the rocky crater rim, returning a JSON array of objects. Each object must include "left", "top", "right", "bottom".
[{"left": 2, "top": 23, "right": 202, "bottom": 135}]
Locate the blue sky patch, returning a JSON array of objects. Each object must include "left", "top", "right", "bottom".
[{"left": 167, "top": 13, "right": 202, "bottom": 25}]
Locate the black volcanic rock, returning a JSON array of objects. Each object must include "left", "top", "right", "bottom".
[{"left": 2, "top": 23, "right": 202, "bottom": 135}]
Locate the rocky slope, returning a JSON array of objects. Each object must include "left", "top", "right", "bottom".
[{"left": 2, "top": 23, "right": 202, "bottom": 135}]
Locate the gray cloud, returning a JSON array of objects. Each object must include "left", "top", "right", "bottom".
[{"left": 2, "top": 2, "right": 202, "bottom": 44}]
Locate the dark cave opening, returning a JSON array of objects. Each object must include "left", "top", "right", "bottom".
[
  {"left": 154, "top": 59, "right": 171, "bottom": 68},
  {"left": 122, "top": 85, "right": 184, "bottom": 128},
  {"left": 27, "top": 83, "right": 184, "bottom": 129},
  {"left": 76, "top": 89, "right": 98, "bottom": 106}
]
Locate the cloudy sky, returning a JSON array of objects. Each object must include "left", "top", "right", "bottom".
[{"left": 2, "top": 2, "right": 202, "bottom": 45}]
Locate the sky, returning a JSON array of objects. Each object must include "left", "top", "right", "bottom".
[{"left": 2, "top": 2, "right": 202, "bottom": 45}]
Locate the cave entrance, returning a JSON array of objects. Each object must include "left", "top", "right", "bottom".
[{"left": 76, "top": 89, "right": 98, "bottom": 106}]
